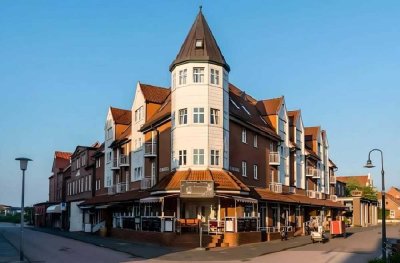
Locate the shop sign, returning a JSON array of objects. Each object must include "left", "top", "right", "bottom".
[
  {"left": 350, "top": 190, "right": 363, "bottom": 197},
  {"left": 180, "top": 180, "right": 214, "bottom": 198}
]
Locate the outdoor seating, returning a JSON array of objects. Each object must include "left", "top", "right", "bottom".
[{"left": 177, "top": 218, "right": 200, "bottom": 233}]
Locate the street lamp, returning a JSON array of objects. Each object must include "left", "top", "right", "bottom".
[
  {"left": 15, "top": 157, "right": 32, "bottom": 262},
  {"left": 364, "top": 149, "right": 386, "bottom": 262}
]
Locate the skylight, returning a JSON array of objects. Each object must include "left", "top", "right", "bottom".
[
  {"left": 260, "top": 116, "right": 267, "bottom": 125},
  {"left": 242, "top": 105, "right": 251, "bottom": 116},
  {"left": 230, "top": 98, "right": 240, "bottom": 109}
]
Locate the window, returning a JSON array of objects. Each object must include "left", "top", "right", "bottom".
[
  {"left": 107, "top": 127, "right": 113, "bottom": 140},
  {"left": 107, "top": 152, "right": 111, "bottom": 162},
  {"left": 210, "top": 68, "right": 220, "bottom": 85},
  {"left": 242, "top": 128, "right": 247, "bottom": 143},
  {"left": 193, "top": 149, "right": 205, "bottom": 165},
  {"left": 254, "top": 165, "right": 258, "bottom": 179},
  {"left": 390, "top": 210, "right": 395, "bottom": 219},
  {"left": 135, "top": 106, "right": 143, "bottom": 122},
  {"left": 242, "top": 161, "right": 247, "bottom": 177},
  {"left": 195, "top": 39, "right": 203, "bottom": 48},
  {"left": 210, "top": 150, "right": 219, "bottom": 166},
  {"left": 179, "top": 108, "right": 188, "bottom": 124},
  {"left": 134, "top": 167, "right": 142, "bottom": 180},
  {"left": 193, "top": 67, "right": 204, "bottom": 83},
  {"left": 96, "top": 158, "right": 101, "bottom": 168},
  {"left": 179, "top": 150, "right": 187, "bottom": 165},
  {"left": 253, "top": 135, "right": 258, "bottom": 148},
  {"left": 179, "top": 69, "right": 187, "bottom": 85},
  {"left": 210, "top": 108, "right": 219, "bottom": 125},
  {"left": 193, "top": 107, "right": 204, "bottom": 123},
  {"left": 230, "top": 98, "right": 240, "bottom": 109}
]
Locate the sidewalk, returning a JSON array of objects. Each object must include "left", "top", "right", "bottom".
[
  {"left": 0, "top": 231, "right": 21, "bottom": 263},
  {"left": 30, "top": 226, "right": 381, "bottom": 261}
]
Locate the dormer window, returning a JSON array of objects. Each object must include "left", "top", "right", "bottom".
[{"left": 195, "top": 39, "right": 203, "bottom": 48}]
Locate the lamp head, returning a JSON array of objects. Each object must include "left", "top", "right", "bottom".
[
  {"left": 364, "top": 159, "right": 375, "bottom": 169},
  {"left": 15, "top": 157, "right": 33, "bottom": 171}
]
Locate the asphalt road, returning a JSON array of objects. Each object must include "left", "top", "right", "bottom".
[{"left": 0, "top": 223, "right": 136, "bottom": 263}]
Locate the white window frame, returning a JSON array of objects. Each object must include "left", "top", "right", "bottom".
[
  {"left": 210, "top": 68, "right": 220, "bottom": 85},
  {"left": 210, "top": 150, "right": 220, "bottom": 166},
  {"left": 178, "top": 108, "right": 188, "bottom": 125},
  {"left": 253, "top": 134, "right": 258, "bottom": 148},
  {"left": 179, "top": 69, "right": 187, "bottom": 85},
  {"left": 193, "top": 67, "right": 204, "bottom": 83},
  {"left": 193, "top": 149, "right": 205, "bottom": 165},
  {"left": 242, "top": 161, "right": 247, "bottom": 177},
  {"left": 242, "top": 128, "right": 247, "bottom": 143},
  {"left": 193, "top": 107, "right": 205, "bottom": 124},
  {"left": 390, "top": 210, "right": 395, "bottom": 219},
  {"left": 210, "top": 108, "right": 219, "bottom": 125},
  {"left": 179, "top": 150, "right": 187, "bottom": 166},
  {"left": 254, "top": 164, "right": 258, "bottom": 179}
]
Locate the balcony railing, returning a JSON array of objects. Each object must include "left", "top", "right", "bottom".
[
  {"left": 119, "top": 155, "right": 129, "bottom": 166},
  {"left": 288, "top": 186, "right": 296, "bottom": 194},
  {"left": 329, "top": 176, "right": 336, "bottom": 184},
  {"left": 269, "top": 182, "right": 282, "bottom": 193},
  {"left": 330, "top": 195, "right": 338, "bottom": 202},
  {"left": 111, "top": 158, "right": 119, "bottom": 169},
  {"left": 107, "top": 182, "right": 127, "bottom": 195},
  {"left": 306, "top": 167, "right": 320, "bottom": 178},
  {"left": 306, "top": 190, "right": 316, "bottom": 198},
  {"left": 140, "top": 177, "right": 152, "bottom": 190},
  {"left": 315, "top": 192, "right": 323, "bottom": 199},
  {"left": 144, "top": 143, "right": 157, "bottom": 157},
  {"left": 269, "top": 152, "right": 280, "bottom": 165}
]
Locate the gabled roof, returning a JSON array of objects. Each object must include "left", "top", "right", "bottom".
[
  {"left": 110, "top": 107, "right": 131, "bottom": 125},
  {"left": 140, "top": 83, "right": 170, "bottom": 104},
  {"left": 152, "top": 169, "right": 249, "bottom": 193},
  {"left": 287, "top": 110, "right": 300, "bottom": 127},
  {"left": 336, "top": 175, "right": 371, "bottom": 187},
  {"left": 141, "top": 94, "right": 171, "bottom": 132},
  {"left": 55, "top": 151, "right": 72, "bottom": 160},
  {"left": 256, "top": 97, "right": 283, "bottom": 116},
  {"left": 170, "top": 9, "right": 230, "bottom": 72},
  {"left": 329, "top": 159, "right": 337, "bottom": 168},
  {"left": 304, "top": 126, "right": 320, "bottom": 141}
]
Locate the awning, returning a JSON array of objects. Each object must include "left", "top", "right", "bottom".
[
  {"left": 95, "top": 205, "right": 110, "bottom": 209},
  {"left": 46, "top": 204, "right": 61, "bottom": 214},
  {"left": 233, "top": 196, "right": 258, "bottom": 204},
  {"left": 140, "top": 197, "right": 164, "bottom": 203}
]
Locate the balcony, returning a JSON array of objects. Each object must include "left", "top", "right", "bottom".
[
  {"left": 140, "top": 177, "right": 152, "bottom": 190},
  {"left": 269, "top": 182, "right": 282, "bottom": 193},
  {"left": 288, "top": 186, "right": 296, "bottom": 194},
  {"left": 330, "top": 195, "right": 338, "bottom": 202},
  {"left": 119, "top": 154, "right": 129, "bottom": 166},
  {"left": 329, "top": 176, "right": 336, "bottom": 184},
  {"left": 111, "top": 158, "right": 119, "bottom": 170},
  {"left": 306, "top": 167, "right": 320, "bottom": 178},
  {"left": 269, "top": 152, "right": 280, "bottom": 165},
  {"left": 306, "top": 190, "right": 316, "bottom": 199},
  {"left": 107, "top": 182, "right": 127, "bottom": 195},
  {"left": 315, "top": 192, "right": 323, "bottom": 200},
  {"left": 144, "top": 143, "right": 157, "bottom": 158}
]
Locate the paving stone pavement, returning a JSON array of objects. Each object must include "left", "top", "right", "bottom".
[{"left": 0, "top": 231, "right": 21, "bottom": 263}]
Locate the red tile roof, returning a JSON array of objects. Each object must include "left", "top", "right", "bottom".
[
  {"left": 140, "top": 94, "right": 171, "bottom": 131},
  {"left": 110, "top": 107, "right": 131, "bottom": 125},
  {"left": 152, "top": 169, "right": 250, "bottom": 192},
  {"left": 304, "top": 126, "right": 320, "bottom": 141},
  {"left": 288, "top": 110, "right": 300, "bottom": 126},
  {"left": 336, "top": 175, "right": 371, "bottom": 187},
  {"left": 140, "top": 83, "right": 170, "bottom": 104},
  {"left": 55, "top": 151, "right": 72, "bottom": 160},
  {"left": 256, "top": 97, "right": 283, "bottom": 116}
]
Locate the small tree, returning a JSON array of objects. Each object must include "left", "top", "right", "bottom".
[{"left": 345, "top": 178, "right": 377, "bottom": 201}]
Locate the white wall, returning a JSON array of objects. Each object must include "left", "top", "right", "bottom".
[
  {"left": 278, "top": 102, "right": 289, "bottom": 185},
  {"left": 104, "top": 110, "right": 114, "bottom": 187},
  {"left": 69, "top": 201, "right": 83, "bottom": 232},
  {"left": 171, "top": 63, "right": 229, "bottom": 171},
  {"left": 131, "top": 83, "right": 146, "bottom": 181}
]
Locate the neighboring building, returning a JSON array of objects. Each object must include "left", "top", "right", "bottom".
[
  {"left": 387, "top": 187, "right": 400, "bottom": 199},
  {"left": 336, "top": 174, "right": 373, "bottom": 188},
  {"left": 378, "top": 192, "right": 400, "bottom": 221},
  {"left": 66, "top": 143, "right": 100, "bottom": 231},
  {"left": 0, "top": 204, "right": 12, "bottom": 216}
]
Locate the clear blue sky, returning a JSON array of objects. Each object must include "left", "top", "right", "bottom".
[{"left": 1, "top": 1, "right": 399, "bottom": 206}]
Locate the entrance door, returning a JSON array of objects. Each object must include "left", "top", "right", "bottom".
[{"left": 260, "top": 206, "right": 267, "bottom": 228}]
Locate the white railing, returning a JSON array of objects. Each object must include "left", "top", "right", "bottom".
[
  {"left": 315, "top": 192, "right": 323, "bottom": 199},
  {"left": 116, "top": 182, "right": 127, "bottom": 193},
  {"left": 330, "top": 176, "right": 336, "bottom": 184},
  {"left": 280, "top": 226, "right": 293, "bottom": 232},
  {"left": 208, "top": 219, "right": 225, "bottom": 234},
  {"left": 140, "top": 177, "right": 152, "bottom": 190},
  {"left": 306, "top": 190, "right": 316, "bottom": 198},
  {"left": 269, "top": 152, "right": 280, "bottom": 165},
  {"left": 264, "top": 226, "right": 279, "bottom": 233},
  {"left": 144, "top": 142, "right": 157, "bottom": 157},
  {"left": 111, "top": 158, "right": 119, "bottom": 169},
  {"left": 330, "top": 195, "right": 337, "bottom": 202},
  {"left": 306, "top": 167, "right": 318, "bottom": 177},
  {"left": 289, "top": 186, "right": 296, "bottom": 194},
  {"left": 107, "top": 185, "right": 116, "bottom": 195},
  {"left": 269, "top": 182, "right": 282, "bottom": 193},
  {"left": 119, "top": 155, "right": 129, "bottom": 166}
]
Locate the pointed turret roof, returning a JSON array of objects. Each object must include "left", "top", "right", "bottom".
[{"left": 170, "top": 8, "right": 230, "bottom": 72}]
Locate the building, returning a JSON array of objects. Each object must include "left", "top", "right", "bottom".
[{"left": 378, "top": 192, "right": 400, "bottom": 222}]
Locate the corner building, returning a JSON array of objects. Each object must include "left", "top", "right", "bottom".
[{"left": 80, "top": 9, "right": 344, "bottom": 247}]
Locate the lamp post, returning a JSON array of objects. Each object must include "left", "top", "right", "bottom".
[
  {"left": 15, "top": 157, "right": 32, "bottom": 262},
  {"left": 364, "top": 149, "right": 386, "bottom": 262}
]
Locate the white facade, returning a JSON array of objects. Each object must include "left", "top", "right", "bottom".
[
  {"left": 69, "top": 201, "right": 83, "bottom": 232},
  {"left": 170, "top": 63, "right": 229, "bottom": 171},
  {"left": 294, "top": 114, "right": 305, "bottom": 189},
  {"left": 277, "top": 100, "right": 290, "bottom": 185},
  {"left": 131, "top": 83, "right": 146, "bottom": 182},
  {"left": 104, "top": 109, "right": 115, "bottom": 187}
]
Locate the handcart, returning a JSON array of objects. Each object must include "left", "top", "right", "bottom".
[
  {"left": 311, "top": 226, "right": 329, "bottom": 243},
  {"left": 330, "top": 220, "right": 346, "bottom": 238}
]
